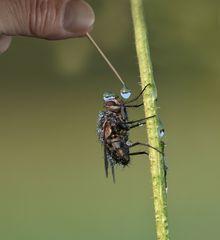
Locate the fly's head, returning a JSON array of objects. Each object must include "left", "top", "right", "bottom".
[{"left": 103, "top": 92, "right": 123, "bottom": 113}]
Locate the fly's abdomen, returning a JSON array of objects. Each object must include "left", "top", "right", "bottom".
[{"left": 111, "top": 139, "right": 130, "bottom": 166}]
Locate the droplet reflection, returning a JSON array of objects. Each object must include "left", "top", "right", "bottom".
[{"left": 120, "top": 85, "right": 131, "bottom": 99}]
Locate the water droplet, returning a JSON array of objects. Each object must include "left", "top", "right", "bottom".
[
  {"left": 160, "top": 129, "right": 165, "bottom": 138},
  {"left": 158, "top": 118, "right": 165, "bottom": 138},
  {"left": 120, "top": 85, "right": 131, "bottom": 99},
  {"left": 103, "top": 92, "right": 116, "bottom": 101},
  {"left": 152, "top": 83, "right": 158, "bottom": 101}
]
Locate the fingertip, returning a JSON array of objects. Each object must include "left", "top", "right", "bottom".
[
  {"left": 63, "top": 0, "right": 95, "bottom": 36},
  {"left": 0, "top": 35, "right": 12, "bottom": 55}
]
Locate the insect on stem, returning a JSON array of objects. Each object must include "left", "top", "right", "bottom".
[{"left": 86, "top": 33, "right": 125, "bottom": 86}]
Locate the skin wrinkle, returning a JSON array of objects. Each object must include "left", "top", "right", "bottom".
[
  {"left": 29, "top": 0, "right": 37, "bottom": 36},
  {"left": 29, "top": 0, "right": 51, "bottom": 37},
  {"left": 19, "top": 0, "right": 29, "bottom": 33},
  {"left": 38, "top": 0, "right": 54, "bottom": 37},
  {"left": 24, "top": 0, "right": 31, "bottom": 35},
  {"left": 22, "top": 0, "right": 31, "bottom": 35},
  {"left": 44, "top": 0, "right": 53, "bottom": 35},
  {"left": 13, "top": 0, "right": 27, "bottom": 34},
  {"left": 1, "top": 1, "right": 20, "bottom": 34},
  {"left": 45, "top": 0, "right": 61, "bottom": 37},
  {"left": 29, "top": 0, "right": 65, "bottom": 38},
  {"left": 37, "top": 0, "right": 48, "bottom": 36}
]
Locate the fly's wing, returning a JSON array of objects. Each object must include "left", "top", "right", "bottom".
[
  {"left": 103, "top": 120, "right": 112, "bottom": 179},
  {"left": 104, "top": 145, "right": 116, "bottom": 183},
  {"left": 103, "top": 120, "right": 116, "bottom": 182},
  {"left": 103, "top": 120, "right": 112, "bottom": 139},
  {"left": 104, "top": 144, "right": 109, "bottom": 178},
  {"left": 111, "top": 164, "right": 116, "bottom": 183}
]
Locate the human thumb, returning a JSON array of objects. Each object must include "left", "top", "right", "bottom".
[{"left": 0, "top": 0, "right": 95, "bottom": 54}]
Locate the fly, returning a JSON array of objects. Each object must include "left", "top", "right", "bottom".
[{"left": 97, "top": 85, "right": 157, "bottom": 182}]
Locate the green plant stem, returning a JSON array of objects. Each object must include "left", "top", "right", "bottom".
[{"left": 130, "top": 1, "right": 170, "bottom": 239}]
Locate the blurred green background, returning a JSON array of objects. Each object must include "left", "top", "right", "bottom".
[{"left": 0, "top": 0, "right": 219, "bottom": 239}]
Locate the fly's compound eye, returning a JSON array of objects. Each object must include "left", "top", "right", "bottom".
[
  {"left": 120, "top": 85, "right": 131, "bottom": 99},
  {"left": 103, "top": 92, "right": 116, "bottom": 102}
]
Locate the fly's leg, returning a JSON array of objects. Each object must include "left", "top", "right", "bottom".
[
  {"left": 128, "top": 142, "right": 163, "bottom": 155},
  {"left": 129, "top": 151, "right": 148, "bottom": 156},
  {"left": 125, "top": 115, "right": 156, "bottom": 129},
  {"left": 126, "top": 84, "right": 151, "bottom": 104},
  {"left": 163, "top": 159, "right": 168, "bottom": 192},
  {"left": 128, "top": 122, "right": 146, "bottom": 129},
  {"left": 129, "top": 143, "right": 167, "bottom": 191},
  {"left": 160, "top": 140, "right": 168, "bottom": 191},
  {"left": 126, "top": 115, "right": 156, "bottom": 124},
  {"left": 125, "top": 103, "right": 143, "bottom": 108}
]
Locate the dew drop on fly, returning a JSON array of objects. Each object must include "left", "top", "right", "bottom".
[{"left": 120, "top": 85, "right": 131, "bottom": 99}]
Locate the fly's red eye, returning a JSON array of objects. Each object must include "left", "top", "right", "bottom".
[{"left": 105, "top": 101, "right": 117, "bottom": 107}]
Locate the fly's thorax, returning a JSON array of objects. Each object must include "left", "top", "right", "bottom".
[
  {"left": 104, "top": 101, "right": 121, "bottom": 112},
  {"left": 120, "top": 105, "right": 128, "bottom": 121},
  {"left": 104, "top": 99, "right": 125, "bottom": 113},
  {"left": 103, "top": 91, "right": 125, "bottom": 113}
]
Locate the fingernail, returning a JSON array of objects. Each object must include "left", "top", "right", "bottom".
[{"left": 63, "top": 0, "right": 95, "bottom": 34}]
